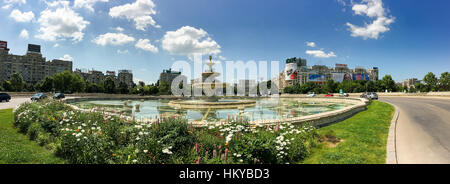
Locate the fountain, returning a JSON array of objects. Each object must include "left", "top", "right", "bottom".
[{"left": 168, "top": 56, "right": 257, "bottom": 109}]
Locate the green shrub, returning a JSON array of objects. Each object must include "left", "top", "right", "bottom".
[
  {"left": 231, "top": 131, "right": 277, "bottom": 164},
  {"left": 28, "top": 123, "right": 42, "bottom": 141},
  {"left": 150, "top": 118, "right": 195, "bottom": 155}
]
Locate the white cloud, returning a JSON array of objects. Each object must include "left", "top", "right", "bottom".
[
  {"left": 74, "top": 0, "right": 108, "bottom": 12},
  {"left": 44, "top": 0, "right": 70, "bottom": 7},
  {"left": 36, "top": 6, "right": 90, "bottom": 42},
  {"left": 9, "top": 9, "right": 34, "bottom": 22},
  {"left": 19, "top": 29, "right": 29, "bottom": 39},
  {"left": 135, "top": 39, "right": 158, "bottom": 53},
  {"left": 117, "top": 49, "right": 129, "bottom": 54},
  {"left": 115, "top": 26, "right": 124, "bottom": 32},
  {"left": 109, "top": 0, "right": 160, "bottom": 31},
  {"left": 59, "top": 54, "right": 73, "bottom": 61},
  {"left": 162, "top": 26, "right": 221, "bottom": 59},
  {"left": 92, "top": 32, "right": 135, "bottom": 46},
  {"left": 306, "top": 50, "right": 337, "bottom": 58},
  {"left": 4, "top": 0, "right": 26, "bottom": 7},
  {"left": 2, "top": 4, "right": 11, "bottom": 9},
  {"left": 53, "top": 43, "right": 60, "bottom": 47},
  {"left": 346, "top": 0, "right": 395, "bottom": 39},
  {"left": 306, "top": 42, "right": 316, "bottom": 47}
]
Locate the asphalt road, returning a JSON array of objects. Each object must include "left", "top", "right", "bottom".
[
  {"left": 381, "top": 97, "right": 450, "bottom": 164},
  {"left": 0, "top": 97, "right": 30, "bottom": 110}
]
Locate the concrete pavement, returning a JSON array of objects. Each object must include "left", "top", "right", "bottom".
[
  {"left": 0, "top": 97, "right": 31, "bottom": 110},
  {"left": 381, "top": 97, "right": 450, "bottom": 164}
]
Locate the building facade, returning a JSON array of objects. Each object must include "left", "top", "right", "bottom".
[
  {"left": 74, "top": 69, "right": 134, "bottom": 89},
  {"left": 275, "top": 57, "right": 380, "bottom": 92},
  {"left": 0, "top": 41, "right": 72, "bottom": 84},
  {"left": 159, "top": 68, "right": 182, "bottom": 85}
]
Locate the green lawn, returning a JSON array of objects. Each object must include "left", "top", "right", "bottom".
[
  {"left": 0, "top": 109, "right": 64, "bottom": 164},
  {"left": 302, "top": 101, "right": 395, "bottom": 164}
]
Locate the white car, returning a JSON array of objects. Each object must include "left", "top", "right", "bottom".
[{"left": 306, "top": 93, "right": 316, "bottom": 97}]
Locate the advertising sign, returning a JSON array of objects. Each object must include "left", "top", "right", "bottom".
[
  {"left": 0, "top": 41, "right": 7, "bottom": 49},
  {"left": 285, "top": 63, "right": 298, "bottom": 81},
  {"left": 332, "top": 73, "right": 345, "bottom": 83},
  {"left": 353, "top": 74, "right": 370, "bottom": 81},
  {"left": 343, "top": 73, "right": 353, "bottom": 81},
  {"left": 309, "top": 74, "right": 327, "bottom": 83}
]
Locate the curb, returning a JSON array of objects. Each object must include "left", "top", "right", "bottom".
[{"left": 384, "top": 101, "right": 399, "bottom": 164}]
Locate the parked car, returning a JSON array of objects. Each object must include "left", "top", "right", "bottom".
[
  {"left": 0, "top": 93, "right": 11, "bottom": 102},
  {"left": 306, "top": 92, "right": 316, "bottom": 97},
  {"left": 325, "top": 93, "right": 334, "bottom": 97},
  {"left": 339, "top": 93, "right": 349, "bottom": 97},
  {"left": 31, "top": 93, "right": 47, "bottom": 101},
  {"left": 53, "top": 93, "right": 65, "bottom": 99}
]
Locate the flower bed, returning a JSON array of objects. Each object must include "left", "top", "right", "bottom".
[{"left": 14, "top": 100, "right": 319, "bottom": 164}]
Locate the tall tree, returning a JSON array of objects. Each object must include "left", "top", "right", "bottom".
[
  {"left": 325, "top": 79, "right": 337, "bottom": 93},
  {"left": 423, "top": 72, "right": 438, "bottom": 92},
  {"left": 40, "top": 76, "right": 54, "bottom": 92},
  {"left": 118, "top": 82, "right": 129, "bottom": 94},
  {"left": 53, "top": 71, "right": 73, "bottom": 93},
  {"left": 439, "top": 72, "right": 449, "bottom": 91},
  {"left": 2, "top": 81, "right": 12, "bottom": 91},
  {"left": 103, "top": 76, "right": 116, "bottom": 94},
  {"left": 10, "top": 73, "right": 25, "bottom": 92},
  {"left": 381, "top": 75, "right": 397, "bottom": 92}
]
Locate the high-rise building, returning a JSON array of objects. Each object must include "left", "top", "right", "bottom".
[
  {"left": 368, "top": 67, "right": 379, "bottom": 81},
  {"left": 0, "top": 41, "right": 72, "bottom": 84},
  {"left": 118, "top": 70, "right": 134, "bottom": 89},
  {"left": 277, "top": 57, "right": 380, "bottom": 92},
  {"left": 159, "top": 68, "right": 182, "bottom": 85}
]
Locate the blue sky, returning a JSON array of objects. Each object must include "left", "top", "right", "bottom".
[{"left": 1, "top": 0, "right": 449, "bottom": 83}]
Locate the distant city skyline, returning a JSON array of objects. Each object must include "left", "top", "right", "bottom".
[{"left": 1, "top": 0, "right": 449, "bottom": 84}]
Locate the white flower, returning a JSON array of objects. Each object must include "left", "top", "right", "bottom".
[
  {"left": 132, "top": 159, "right": 137, "bottom": 163},
  {"left": 144, "top": 150, "right": 148, "bottom": 153},
  {"left": 162, "top": 148, "right": 173, "bottom": 155}
]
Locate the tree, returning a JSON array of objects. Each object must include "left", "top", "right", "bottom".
[
  {"left": 53, "top": 71, "right": 73, "bottom": 93},
  {"left": 415, "top": 83, "right": 426, "bottom": 92},
  {"left": 324, "top": 79, "right": 337, "bottom": 93},
  {"left": 39, "top": 76, "right": 54, "bottom": 92},
  {"left": 103, "top": 76, "right": 116, "bottom": 94},
  {"left": 118, "top": 82, "right": 129, "bottom": 94},
  {"left": 86, "top": 83, "right": 104, "bottom": 93},
  {"left": 158, "top": 81, "right": 171, "bottom": 95},
  {"left": 10, "top": 73, "right": 25, "bottom": 92},
  {"left": 2, "top": 81, "right": 12, "bottom": 91},
  {"left": 71, "top": 74, "right": 85, "bottom": 93},
  {"left": 423, "top": 72, "right": 438, "bottom": 92},
  {"left": 365, "top": 81, "right": 376, "bottom": 92},
  {"left": 439, "top": 72, "right": 449, "bottom": 91},
  {"left": 381, "top": 75, "right": 397, "bottom": 92}
]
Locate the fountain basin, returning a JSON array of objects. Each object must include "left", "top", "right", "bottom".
[{"left": 168, "top": 99, "right": 256, "bottom": 109}]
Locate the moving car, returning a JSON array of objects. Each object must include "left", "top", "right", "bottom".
[
  {"left": 0, "top": 93, "right": 11, "bottom": 102},
  {"left": 325, "top": 93, "right": 334, "bottom": 97},
  {"left": 306, "top": 92, "right": 316, "bottom": 97},
  {"left": 53, "top": 93, "right": 65, "bottom": 99},
  {"left": 360, "top": 92, "right": 378, "bottom": 100},
  {"left": 339, "top": 93, "right": 349, "bottom": 97},
  {"left": 31, "top": 93, "right": 47, "bottom": 101}
]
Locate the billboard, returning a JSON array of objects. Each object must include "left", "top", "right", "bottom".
[
  {"left": 285, "top": 63, "right": 298, "bottom": 81},
  {"left": 332, "top": 73, "right": 345, "bottom": 83},
  {"left": 0, "top": 41, "right": 7, "bottom": 49},
  {"left": 309, "top": 74, "right": 327, "bottom": 83},
  {"left": 353, "top": 74, "right": 370, "bottom": 81},
  {"left": 343, "top": 73, "right": 353, "bottom": 81}
]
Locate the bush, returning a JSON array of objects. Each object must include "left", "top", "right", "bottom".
[
  {"left": 28, "top": 123, "right": 42, "bottom": 141},
  {"left": 14, "top": 100, "right": 320, "bottom": 164}
]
